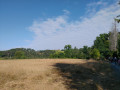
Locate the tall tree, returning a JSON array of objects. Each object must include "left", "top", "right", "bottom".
[
  {"left": 82, "top": 46, "right": 91, "bottom": 59},
  {"left": 93, "top": 33, "right": 110, "bottom": 58},
  {"left": 71, "top": 47, "right": 79, "bottom": 58},
  {"left": 64, "top": 45, "right": 72, "bottom": 58},
  {"left": 109, "top": 21, "right": 118, "bottom": 51}
]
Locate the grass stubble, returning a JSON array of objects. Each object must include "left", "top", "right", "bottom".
[{"left": 0, "top": 59, "right": 119, "bottom": 90}]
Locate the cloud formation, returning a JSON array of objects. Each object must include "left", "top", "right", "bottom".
[{"left": 28, "top": 1, "right": 120, "bottom": 50}]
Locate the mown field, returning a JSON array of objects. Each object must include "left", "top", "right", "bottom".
[{"left": 0, "top": 59, "right": 120, "bottom": 90}]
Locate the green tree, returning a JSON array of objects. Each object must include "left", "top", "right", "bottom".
[
  {"left": 64, "top": 45, "right": 72, "bottom": 58},
  {"left": 71, "top": 47, "right": 79, "bottom": 58},
  {"left": 78, "top": 49, "right": 85, "bottom": 59},
  {"left": 91, "top": 48, "right": 100, "bottom": 60},
  {"left": 14, "top": 51, "right": 25, "bottom": 59},
  {"left": 118, "top": 33, "right": 120, "bottom": 57},
  {"left": 82, "top": 46, "right": 91, "bottom": 59},
  {"left": 64, "top": 45, "right": 72, "bottom": 50},
  {"left": 50, "top": 50, "right": 65, "bottom": 58},
  {"left": 93, "top": 33, "right": 111, "bottom": 59}
]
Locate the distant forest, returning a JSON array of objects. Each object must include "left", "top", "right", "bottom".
[{"left": 0, "top": 32, "right": 120, "bottom": 60}]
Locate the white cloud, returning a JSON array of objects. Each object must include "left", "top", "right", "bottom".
[
  {"left": 27, "top": 2, "right": 120, "bottom": 50},
  {"left": 63, "top": 9, "right": 70, "bottom": 15},
  {"left": 86, "top": 0, "right": 108, "bottom": 16},
  {"left": 87, "top": 1, "right": 107, "bottom": 7},
  {"left": 29, "top": 16, "right": 67, "bottom": 37}
]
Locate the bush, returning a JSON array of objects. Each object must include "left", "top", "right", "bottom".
[{"left": 91, "top": 48, "right": 100, "bottom": 60}]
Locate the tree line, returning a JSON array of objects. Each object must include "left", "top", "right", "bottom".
[{"left": 0, "top": 32, "right": 120, "bottom": 60}]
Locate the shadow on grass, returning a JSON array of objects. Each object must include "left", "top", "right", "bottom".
[{"left": 53, "top": 61, "right": 120, "bottom": 90}]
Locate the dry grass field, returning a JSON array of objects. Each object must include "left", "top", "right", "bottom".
[{"left": 0, "top": 59, "right": 120, "bottom": 90}]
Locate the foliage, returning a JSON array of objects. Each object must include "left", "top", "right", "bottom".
[
  {"left": 117, "top": 33, "right": 120, "bottom": 57},
  {"left": 71, "top": 47, "right": 79, "bottom": 58},
  {"left": 50, "top": 50, "right": 65, "bottom": 58},
  {"left": 90, "top": 48, "right": 100, "bottom": 60},
  {"left": 14, "top": 51, "right": 25, "bottom": 59},
  {"left": 82, "top": 46, "right": 91, "bottom": 59},
  {"left": 38, "top": 50, "right": 55, "bottom": 58},
  {"left": 93, "top": 33, "right": 111, "bottom": 59},
  {"left": 0, "top": 33, "right": 120, "bottom": 60},
  {"left": 64, "top": 45, "right": 72, "bottom": 58}
]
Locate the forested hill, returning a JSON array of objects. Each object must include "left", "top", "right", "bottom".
[
  {"left": 0, "top": 32, "right": 120, "bottom": 60},
  {"left": 0, "top": 48, "right": 55, "bottom": 59}
]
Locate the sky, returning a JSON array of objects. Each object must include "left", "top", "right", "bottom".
[{"left": 0, "top": 0, "right": 120, "bottom": 50}]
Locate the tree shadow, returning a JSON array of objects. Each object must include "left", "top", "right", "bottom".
[{"left": 53, "top": 61, "right": 120, "bottom": 90}]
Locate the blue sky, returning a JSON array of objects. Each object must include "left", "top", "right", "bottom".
[{"left": 0, "top": 0, "right": 120, "bottom": 50}]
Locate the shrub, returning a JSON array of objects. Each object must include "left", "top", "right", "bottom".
[{"left": 91, "top": 48, "right": 100, "bottom": 60}]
